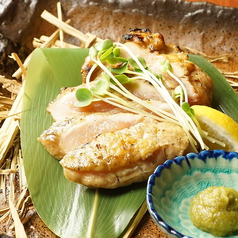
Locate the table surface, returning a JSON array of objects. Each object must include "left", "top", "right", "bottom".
[{"left": 185, "top": 0, "right": 238, "bottom": 8}]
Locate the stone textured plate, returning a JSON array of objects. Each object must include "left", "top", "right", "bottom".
[{"left": 1, "top": 0, "right": 238, "bottom": 237}]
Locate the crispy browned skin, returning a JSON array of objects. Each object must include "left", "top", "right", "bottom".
[
  {"left": 60, "top": 119, "right": 189, "bottom": 188},
  {"left": 81, "top": 28, "right": 181, "bottom": 83},
  {"left": 123, "top": 28, "right": 181, "bottom": 53}
]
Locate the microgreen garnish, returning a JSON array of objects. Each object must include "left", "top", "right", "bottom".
[
  {"left": 109, "top": 63, "right": 128, "bottom": 74},
  {"left": 95, "top": 39, "right": 113, "bottom": 52},
  {"left": 159, "top": 59, "right": 172, "bottom": 73},
  {"left": 182, "top": 102, "right": 225, "bottom": 148},
  {"left": 75, "top": 88, "right": 94, "bottom": 107},
  {"left": 167, "top": 70, "right": 188, "bottom": 103},
  {"left": 128, "top": 57, "right": 147, "bottom": 70},
  {"left": 174, "top": 85, "right": 184, "bottom": 105},
  {"left": 89, "top": 46, "right": 98, "bottom": 58},
  {"left": 99, "top": 47, "right": 113, "bottom": 62},
  {"left": 75, "top": 39, "right": 211, "bottom": 151},
  {"left": 113, "top": 74, "right": 136, "bottom": 84},
  {"left": 91, "top": 77, "right": 110, "bottom": 96}
]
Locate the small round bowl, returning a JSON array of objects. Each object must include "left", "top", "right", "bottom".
[{"left": 146, "top": 149, "right": 238, "bottom": 238}]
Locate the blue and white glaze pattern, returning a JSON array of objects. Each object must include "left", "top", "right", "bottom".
[{"left": 146, "top": 150, "right": 238, "bottom": 238}]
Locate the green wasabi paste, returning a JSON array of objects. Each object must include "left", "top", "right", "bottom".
[{"left": 190, "top": 186, "right": 238, "bottom": 236}]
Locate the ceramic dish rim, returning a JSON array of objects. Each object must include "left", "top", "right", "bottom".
[{"left": 146, "top": 149, "right": 238, "bottom": 238}]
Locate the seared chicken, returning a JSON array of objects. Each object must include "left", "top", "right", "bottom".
[
  {"left": 60, "top": 119, "right": 189, "bottom": 188},
  {"left": 38, "top": 113, "right": 144, "bottom": 160},
  {"left": 122, "top": 41, "right": 213, "bottom": 106},
  {"left": 123, "top": 28, "right": 181, "bottom": 54},
  {"left": 123, "top": 29, "right": 213, "bottom": 105},
  {"left": 38, "top": 29, "right": 213, "bottom": 188},
  {"left": 82, "top": 28, "right": 213, "bottom": 106},
  {"left": 47, "top": 85, "right": 127, "bottom": 121},
  {"left": 47, "top": 79, "right": 172, "bottom": 121}
]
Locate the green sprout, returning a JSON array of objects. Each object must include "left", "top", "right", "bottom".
[
  {"left": 75, "top": 88, "right": 94, "bottom": 107},
  {"left": 91, "top": 77, "right": 110, "bottom": 96},
  {"left": 174, "top": 85, "right": 184, "bottom": 106},
  {"left": 159, "top": 59, "right": 172, "bottom": 73},
  {"left": 182, "top": 102, "right": 195, "bottom": 119},
  {"left": 128, "top": 57, "right": 147, "bottom": 71},
  {"left": 74, "top": 39, "right": 215, "bottom": 152}
]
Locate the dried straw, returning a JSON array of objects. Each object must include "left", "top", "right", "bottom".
[{"left": 0, "top": 2, "right": 99, "bottom": 236}]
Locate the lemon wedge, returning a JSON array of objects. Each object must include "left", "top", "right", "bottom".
[{"left": 191, "top": 105, "right": 238, "bottom": 152}]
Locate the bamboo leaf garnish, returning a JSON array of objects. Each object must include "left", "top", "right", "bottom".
[
  {"left": 22, "top": 48, "right": 146, "bottom": 238},
  {"left": 188, "top": 54, "right": 238, "bottom": 123},
  {"left": 122, "top": 200, "right": 148, "bottom": 238}
]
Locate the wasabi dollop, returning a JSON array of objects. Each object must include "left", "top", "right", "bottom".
[{"left": 190, "top": 186, "right": 238, "bottom": 236}]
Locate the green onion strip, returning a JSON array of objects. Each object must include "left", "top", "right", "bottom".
[{"left": 167, "top": 70, "right": 188, "bottom": 103}]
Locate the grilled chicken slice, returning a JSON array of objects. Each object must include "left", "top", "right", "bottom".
[
  {"left": 122, "top": 41, "right": 213, "bottom": 106},
  {"left": 123, "top": 29, "right": 213, "bottom": 105},
  {"left": 81, "top": 28, "right": 213, "bottom": 106},
  {"left": 38, "top": 113, "right": 144, "bottom": 160},
  {"left": 123, "top": 28, "right": 181, "bottom": 54},
  {"left": 49, "top": 29, "right": 213, "bottom": 122},
  {"left": 60, "top": 119, "right": 189, "bottom": 189},
  {"left": 47, "top": 84, "right": 130, "bottom": 121},
  {"left": 47, "top": 80, "right": 171, "bottom": 121}
]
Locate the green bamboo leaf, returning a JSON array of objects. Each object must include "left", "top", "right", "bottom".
[
  {"left": 21, "top": 48, "right": 146, "bottom": 238},
  {"left": 188, "top": 54, "right": 238, "bottom": 122}
]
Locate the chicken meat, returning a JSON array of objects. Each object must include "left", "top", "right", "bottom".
[
  {"left": 47, "top": 79, "right": 172, "bottom": 121},
  {"left": 38, "top": 28, "right": 214, "bottom": 188},
  {"left": 38, "top": 113, "right": 144, "bottom": 160},
  {"left": 60, "top": 119, "right": 189, "bottom": 188},
  {"left": 82, "top": 28, "right": 213, "bottom": 106}
]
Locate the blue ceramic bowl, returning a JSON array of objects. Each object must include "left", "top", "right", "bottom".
[{"left": 146, "top": 150, "right": 238, "bottom": 238}]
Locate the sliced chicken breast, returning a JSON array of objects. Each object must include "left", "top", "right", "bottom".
[
  {"left": 47, "top": 85, "right": 128, "bottom": 121},
  {"left": 47, "top": 80, "right": 173, "bottom": 121},
  {"left": 60, "top": 119, "right": 189, "bottom": 188},
  {"left": 38, "top": 113, "right": 144, "bottom": 159}
]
